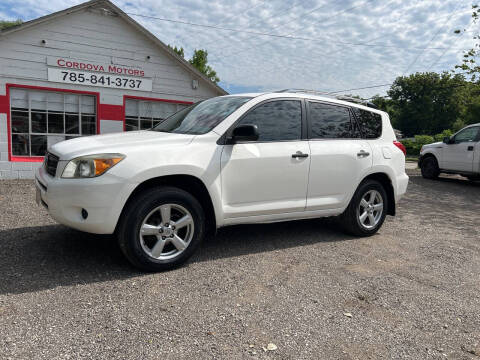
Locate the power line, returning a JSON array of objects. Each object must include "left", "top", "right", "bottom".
[
  {"left": 212, "top": 0, "right": 377, "bottom": 61},
  {"left": 127, "top": 11, "right": 472, "bottom": 51},
  {"left": 211, "top": 0, "right": 268, "bottom": 27},
  {"left": 427, "top": 19, "right": 472, "bottom": 71},
  {"left": 201, "top": 1, "right": 306, "bottom": 50},
  {"left": 332, "top": 71, "right": 472, "bottom": 98},
  {"left": 328, "top": 83, "right": 392, "bottom": 94},
  {"left": 403, "top": 1, "right": 463, "bottom": 75},
  {"left": 210, "top": 1, "right": 332, "bottom": 54},
  {"left": 232, "top": 0, "right": 419, "bottom": 83},
  {"left": 221, "top": 2, "right": 469, "bottom": 86}
]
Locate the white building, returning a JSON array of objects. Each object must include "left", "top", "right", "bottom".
[{"left": 0, "top": 0, "right": 226, "bottom": 179}]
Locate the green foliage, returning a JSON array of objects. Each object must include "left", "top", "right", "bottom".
[
  {"left": 433, "top": 129, "right": 453, "bottom": 142},
  {"left": 414, "top": 135, "right": 434, "bottom": 145},
  {"left": 168, "top": 46, "right": 219, "bottom": 84},
  {"left": 400, "top": 139, "right": 419, "bottom": 156},
  {"left": 189, "top": 49, "right": 219, "bottom": 84},
  {"left": 454, "top": 5, "right": 480, "bottom": 79},
  {"left": 461, "top": 92, "right": 480, "bottom": 125},
  {"left": 0, "top": 19, "right": 22, "bottom": 30},
  {"left": 452, "top": 119, "right": 465, "bottom": 132},
  {"left": 372, "top": 73, "right": 480, "bottom": 137},
  {"left": 401, "top": 130, "right": 454, "bottom": 155},
  {"left": 386, "top": 72, "right": 467, "bottom": 137},
  {"left": 168, "top": 45, "right": 185, "bottom": 58}
]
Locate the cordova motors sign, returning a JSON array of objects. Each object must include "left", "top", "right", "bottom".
[{"left": 47, "top": 57, "right": 153, "bottom": 91}]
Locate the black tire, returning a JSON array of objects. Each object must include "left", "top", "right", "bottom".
[
  {"left": 340, "top": 179, "right": 388, "bottom": 237},
  {"left": 117, "top": 186, "right": 205, "bottom": 271},
  {"left": 420, "top": 156, "right": 440, "bottom": 179}
]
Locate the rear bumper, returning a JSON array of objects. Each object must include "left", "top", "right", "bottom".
[
  {"left": 35, "top": 165, "right": 137, "bottom": 234},
  {"left": 395, "top": 172, "right": 409, "bottom": 203}
]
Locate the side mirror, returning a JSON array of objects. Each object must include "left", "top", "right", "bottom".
[
  {"left": 443, "top": 136, "right": 451, "bottom": 144},
  {"left": 229, "top": 124, "right": 259, "bottom": 143}
]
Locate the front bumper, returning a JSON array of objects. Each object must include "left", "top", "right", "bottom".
[{"left": 35, "top": 165, "right": 137, "bottom": 234}]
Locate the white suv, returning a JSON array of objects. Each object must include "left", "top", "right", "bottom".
[
  {"left": 419, "top": 124, "right": 480, "bottom": 181},
  {"left": 35, "top": 92, "right": 409, "bottom": 271}
]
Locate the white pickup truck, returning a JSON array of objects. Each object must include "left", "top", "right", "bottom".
[{"left": 419, "top": 123, "right": 480, "bottom": 181}]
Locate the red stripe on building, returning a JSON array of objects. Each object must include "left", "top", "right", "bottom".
[
  {"left": 0, "top": 94, "right": 8, "bottom": 114},
  {"left": 98, "top": 103, "right": 124, "bottom": 121}
]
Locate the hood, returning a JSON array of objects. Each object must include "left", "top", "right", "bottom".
[
  {"left": 422, "top": 141, "right": 442, "bottom": 149},
  {"left": 49, "top": 130, "right": 195, "bottom": 160}
]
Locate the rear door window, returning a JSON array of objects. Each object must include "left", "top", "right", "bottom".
[
  {"left": 236, "top": 100, "right": 302, "bottom": 142},
  {"left": 352, "top": 108, "right": 382, "bottom": 139},
  {"left": 307, "top": 102, "right": 354, "bottom": 139}
]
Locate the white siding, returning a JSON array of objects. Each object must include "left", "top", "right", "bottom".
[
  {"left": 100, "top": 119, "right": 123, "bottom": 134},
  {"left": 0, "top": 6, "right": 222, "bottom": 103}
]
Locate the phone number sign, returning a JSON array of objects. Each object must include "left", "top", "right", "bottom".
[{"left": 47, "top": 67, "right": 153, "bottom": 91}]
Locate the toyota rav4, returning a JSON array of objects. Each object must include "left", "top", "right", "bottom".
[{"left": 35, "top": 92, "right": 409, "bottom": 271}]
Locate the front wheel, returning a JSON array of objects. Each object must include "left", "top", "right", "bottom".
[
  {"left": 340, "top": 179, "right": 388, "bottom": 237},
  {"left": 420, "top": 156, "right": 440, "bottom": 179},
  {"left": 117, "top": 187, "right": 205, "bottom": 271}
]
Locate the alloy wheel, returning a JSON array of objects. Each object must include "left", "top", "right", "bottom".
[
  {"left": 139, "top": 203, "right": 194, "bottom": 260},
  {"left": 357, "top": 190, "right": 384, "bottom": 230}
]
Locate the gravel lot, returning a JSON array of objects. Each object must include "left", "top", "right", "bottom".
[{"left": 0, "top": 172, "right": 479, "bottom": 359}]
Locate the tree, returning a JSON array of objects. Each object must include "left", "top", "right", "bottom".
[
  {"left": 168, "top": 45, "right": 185, "bottom": 58},
  {"left": 454, "top": 5, "right": 480, "bottom": 80},
  {"left": 384, "top": 72, "right": 467, "bottom": 136},
  {"left": 189, "top": 49, "right": 219, "bottom": 84},
  {"left": 168, "top": 46, "right": 220, "bottom": 84},
  {"left": 0, "top": 19, "right": 22, "bottom": 30}
]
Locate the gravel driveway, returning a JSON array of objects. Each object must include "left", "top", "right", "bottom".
[{"left": 0, "top": 174, "right": 479, "bottom": 359}]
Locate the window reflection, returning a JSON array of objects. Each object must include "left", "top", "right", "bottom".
[{"left": 237, "top": 100, "right": 302, "bottom": 141}]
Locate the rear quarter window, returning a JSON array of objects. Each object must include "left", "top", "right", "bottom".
[{"left": 352, "top": 108, "right": 382, "bottom": 139}]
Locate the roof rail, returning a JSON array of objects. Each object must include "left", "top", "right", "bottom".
[
  {"left": 276, "top": 89, "right": 330, "bottom": 96},
  {"left": 275, "top": 89, "right": 378, "bottom": 109}
]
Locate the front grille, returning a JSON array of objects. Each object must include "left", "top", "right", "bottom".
[{"left": 45, "top": 153, "right": 59, "bottom": 177}]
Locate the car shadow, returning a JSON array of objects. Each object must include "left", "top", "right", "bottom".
[
  {"left": 435, "top": 175, "right": 480, "bottom": 187},
  {"left": 0, "top": 218, "right": 352, "bottom": 295}
]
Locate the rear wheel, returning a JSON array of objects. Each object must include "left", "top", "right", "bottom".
[
  {"left": 421, "top": 156, "right": 440, "bottom": 179},
  {"left": 340, "top": 179, "right": 388, "bottom": 237},
  {"left": 117, "top": 187, "right": 205, "bottom": 271}
]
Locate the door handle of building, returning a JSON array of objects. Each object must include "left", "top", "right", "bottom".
[
  {"left": 292, "top": 151, "right": 309, "bottom": 158},
  {"left": 468, "top": 146, "right": 474, "bottom": 151},
  {"left": 357, "top": 150, "right": 370, "bottom": 157}
]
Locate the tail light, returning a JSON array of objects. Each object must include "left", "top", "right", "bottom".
[{"left": 393, "top": 141, "right": 406, "bottom": 156}]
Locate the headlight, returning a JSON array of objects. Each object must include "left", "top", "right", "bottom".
[{"left": 61, "top": 154, "right": 125, "bottom": 178}]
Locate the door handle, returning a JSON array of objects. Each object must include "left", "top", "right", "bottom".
[
  {"left": 468, "top": 146, "right": 474, "bottom": 151},
  {"left": 357, "top": 150, "right": 370, "bottom": 158},
  {"left": 292, "top": 151, "right": 308, "bottom": 158}
]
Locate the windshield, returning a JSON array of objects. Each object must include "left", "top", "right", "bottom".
[{"left": 152, "top": 96, "right": 252, "bottom": 135}]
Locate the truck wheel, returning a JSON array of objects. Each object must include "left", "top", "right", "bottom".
[
  {"left": 117, "top": 187, "right": 205, "bottom": 271},
  {"left": 340, "top": 179, "right": 388, "bottom": 237},
  {"left": 420, "top": 156, "right": 440, "bottom": 179}
]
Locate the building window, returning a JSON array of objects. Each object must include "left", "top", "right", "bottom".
[
  {"left": 10, "top": 88, "right": 96, "bottom": 157},
  {"left": 125, "top": 99, "right": 189, "bottom": 131}
]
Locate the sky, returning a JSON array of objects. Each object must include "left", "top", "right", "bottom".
[{"left": 0, "top": 0, "right": 476, "bottom": 98}]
